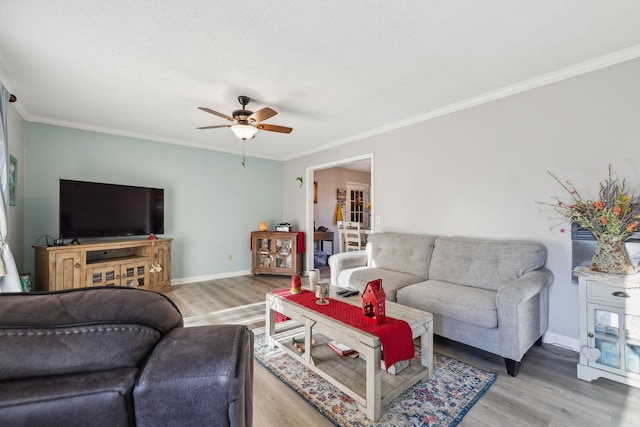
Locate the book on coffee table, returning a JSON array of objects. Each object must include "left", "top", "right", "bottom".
[{"left": 327, "top": 340, "right": 358, "bottom": 357}]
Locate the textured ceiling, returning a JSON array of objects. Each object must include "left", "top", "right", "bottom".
[{"left": 1, "top": 1, "right": 640, "bottom": 161}]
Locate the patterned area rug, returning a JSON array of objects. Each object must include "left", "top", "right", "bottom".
[{"left": 254, "top": 331, "right": 496, "bottom": 427}]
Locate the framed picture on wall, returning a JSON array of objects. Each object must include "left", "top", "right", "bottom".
[
  {"left": 337, "top": 188, "right": 346, "bottom": 202},
  {"left": 9, "top": 155, "right": 17, "bottom": 206}
]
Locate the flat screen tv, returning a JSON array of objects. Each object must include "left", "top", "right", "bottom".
[{"left": 59, "top": 179, "right": 164, "bottom": 239}]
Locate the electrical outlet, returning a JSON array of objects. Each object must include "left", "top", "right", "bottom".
[{"left": 227, "top": 254, "right": 232, "bottom": 261}]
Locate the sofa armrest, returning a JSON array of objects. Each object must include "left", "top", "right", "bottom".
[
  {"left": 328, "top": 250, "right": 368, "bottom": 286},
  {"left": 134, "top": 325, "right": 253, "bottom": 427},
  {"left": 496, "top": 268, "right": 554, "bottom": 361},
  {"left": 497, "top": 268, "right": 554, "bottom": 305}
]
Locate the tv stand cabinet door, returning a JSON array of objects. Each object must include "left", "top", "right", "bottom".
[
  {"left": 121, "top": 261, "right": 150, "bottom": 290},
  {"left": 150, "top": 240, "right": 171, "bottom": 292},
  {"left": 86, "top": 264, "right": 123, "bottom": 287},
  {"left": 53, "top": 250, "right": 82, "bottom": 290}
]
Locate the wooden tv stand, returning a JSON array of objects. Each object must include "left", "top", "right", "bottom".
[{"left": 34, "top": 238, "right": 172, "bottom": 293}]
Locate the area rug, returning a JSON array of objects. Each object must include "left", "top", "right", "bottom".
[{"left": 254, "top": 331, "right": 496, "bottom": 427}]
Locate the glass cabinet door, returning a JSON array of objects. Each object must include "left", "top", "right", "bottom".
[
  {"left": 255, "top": 238, "right": 273, "bottom": 269},
  {"left": 274, "top": 238, "right": 293, "bottom": 269},
  {"left": 595, "top": 338, "right": 620, "bottom": 369},
  {"left": 590, "top": 306, "right": 621, "bottom": 370},
  {"left": 626, "top": 313, "right": 640, "bottom": 375},
  {"left": 87, "top": 265, "right": 119, "bottom": 287},
  {"left": 121, "top": 261, "right": 148, "bottom": 289},
  {"left": 589, "top": 304, "right": 640, "bottom": 375}
]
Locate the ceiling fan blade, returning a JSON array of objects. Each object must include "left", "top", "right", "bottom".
[
  {"left": 198, "top": 107, "right": 233, "bottom": 122},
  {"left": 197, "top": 124, "right": 232, "bottom": 130},
  {"left": 257, "top": 123, "right": 293, "bottom": 134},
  {"left": 249, "top": 107, "right": 277, "bottom": 123}
]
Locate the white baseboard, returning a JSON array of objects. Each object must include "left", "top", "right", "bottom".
[
  {"left": 543, "top": 331, "right": 580, "bottom": 352},
  {"left": 171, "top": 269, "right": 252, "bottom": 286}
]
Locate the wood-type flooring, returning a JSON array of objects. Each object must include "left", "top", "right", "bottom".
[{"left": 165, "top": 271, "right": 640, "bottom": 427}]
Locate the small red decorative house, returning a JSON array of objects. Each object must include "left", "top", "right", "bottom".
[{"left": 362, "top": 279, "right": 386, "bottom": 324}]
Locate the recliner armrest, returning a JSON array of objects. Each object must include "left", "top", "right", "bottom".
[
  {"left": 134, "top": 325, "right": 253, "bottom": 427},
  {"left": 328, "top": 250, "right": 368, "bottom": 286}
]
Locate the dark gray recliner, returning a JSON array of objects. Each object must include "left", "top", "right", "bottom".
[{"left": 0, "top": 287, "right": 253, "bottom": 427}]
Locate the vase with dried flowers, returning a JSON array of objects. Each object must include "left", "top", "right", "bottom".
[{"left": 541, "top": 165, "right": 640, "bottom": 274}]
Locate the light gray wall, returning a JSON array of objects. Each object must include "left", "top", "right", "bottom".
[
  {"left": 23, "top": 123, "right": 284, "bottom": 281},
  {"left": 284, "top": 57, "right": 640, "bottom": 346},
  {"left": 7, "top": 102, "right": 25, "bottom": 272}
]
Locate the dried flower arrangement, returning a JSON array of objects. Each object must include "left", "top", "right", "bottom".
[{"left": 540, "top": 165, "right": 640, "bottom": 239}]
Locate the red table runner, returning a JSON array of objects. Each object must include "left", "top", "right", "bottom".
[{"left": 272, "top": 289, "right": 414, "bottom": 370}]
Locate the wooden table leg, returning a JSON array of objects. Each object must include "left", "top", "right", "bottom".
[
  {"left": 420, "top": 320, "right": 434, "bottom": 380},
  {"left": 361, "top": 342, "right": 382, "bottom": 420},
  {"left": 304, "top": 317, "right": 316, "bottom": 366},
  {"left": 266, "top": 296, "right": 276, "bottom": 348}
]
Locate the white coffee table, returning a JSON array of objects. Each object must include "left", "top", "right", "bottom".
[{"left": 265, "top": 288, "right": 433, "bottom": 421}]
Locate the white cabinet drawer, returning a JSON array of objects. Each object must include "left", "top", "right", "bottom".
[{"left": 587, "top": 281, "right": 640, "bottom": 307}]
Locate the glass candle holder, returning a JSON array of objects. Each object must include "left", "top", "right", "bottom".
[{"left": 315, "top": 282, "right": 329, "bottom": 305}]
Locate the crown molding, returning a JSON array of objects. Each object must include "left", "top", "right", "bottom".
[{"left": 285, "top": 44, "right": 640, "bottom": 162}]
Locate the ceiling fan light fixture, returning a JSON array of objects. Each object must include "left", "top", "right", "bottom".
[{"left": 230, "top": 124, "right": 257, "bottom": 140}]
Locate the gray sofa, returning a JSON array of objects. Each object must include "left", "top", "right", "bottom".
[
  {"left": 329, "top": 232, "right": 553, "bottom": 376},
  {"left": 0, "top": 287, "right": 253, "bottom": 427}
]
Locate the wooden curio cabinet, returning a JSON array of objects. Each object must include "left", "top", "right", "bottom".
[{"left": 251, "top": 231, "right": 302, "bottom": 276}]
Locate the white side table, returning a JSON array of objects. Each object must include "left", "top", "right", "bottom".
[{"left": 574, "top": 266, "right": 640, "bottom": 388}]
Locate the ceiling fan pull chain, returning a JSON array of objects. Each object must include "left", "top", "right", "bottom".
[{"left": 242, "top": 141, "right": 246, "bottom": 167}]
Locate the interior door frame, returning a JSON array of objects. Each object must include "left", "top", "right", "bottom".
[{"left": 305, "top": 153, "right": 374, "bottom": 275}]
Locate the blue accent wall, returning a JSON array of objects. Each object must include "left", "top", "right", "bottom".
[{"left": 24, "top": 122, "right": 283, "bottom": 280}]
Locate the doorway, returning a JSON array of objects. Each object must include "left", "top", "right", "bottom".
[{"left": 306, "top": 154, "right": 374, "bottom": 273}]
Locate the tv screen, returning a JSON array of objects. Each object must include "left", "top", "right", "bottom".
[{"left": 59, "top": 179, "right": 164, "bottom": 239}]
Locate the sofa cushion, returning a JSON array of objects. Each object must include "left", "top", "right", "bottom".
[
  {"left": 0, "top": 287, "right": 183, "bottom": 332},
  {"left": 396, "top": 280, "right": 498, "bottom": 328},
  {"left": 0, "top": 368, "right": 137, "bottom": 427},
  {"left": 367, "top": 233, "right": 436, "bottom": 280},
  {"left": 0, "top": 287, "right": 183, "bottom": 381},
  {"left": 428, "top": 237, "right": 547, "bottom": 291},
  {"left": 0, "top": 324, "right": 162, "bottom": 381},
  {"left": 345, "top": 268, "right": 423, "bottom": 302}
]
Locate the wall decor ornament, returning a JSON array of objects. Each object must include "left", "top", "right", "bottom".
[{"left": 540, "top": 165, "right": 640, "bottom": 274}]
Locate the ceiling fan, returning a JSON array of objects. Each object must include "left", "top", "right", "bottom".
[{"left": 197, "top": 95, "right": 293, "bottom": 141}]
